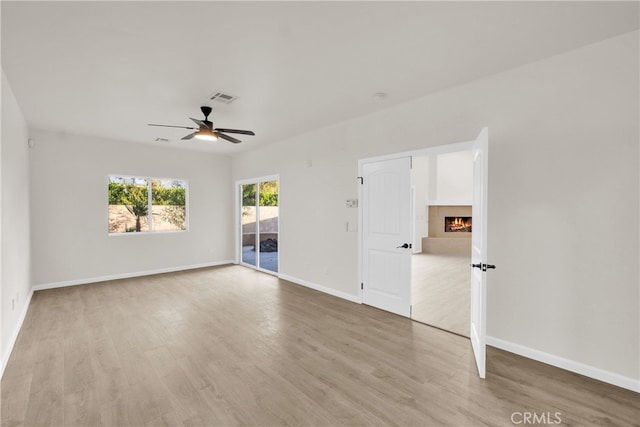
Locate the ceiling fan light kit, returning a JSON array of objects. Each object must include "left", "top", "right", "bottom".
[
  {"left": 148, "top": 106, "right": 254, "bottom": 144},
  {"left": 194, "top": 129, "right": 219, "bottom": 141}
]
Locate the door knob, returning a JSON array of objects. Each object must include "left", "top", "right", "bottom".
[
  {"left": 471, "top": 263, "right": 496, "bottom": 271},
  {"left": 397, "top": 243, "right": 410, "bottom": 249}
]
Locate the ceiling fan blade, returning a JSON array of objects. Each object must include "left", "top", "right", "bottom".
[
  {"left": 214, "top": 128, "right": 255, "bottom": 136},
  {"left": 148, "top": 124, "right": 197, "bottom": 130},
  {"left": 218, "top": 133, "right": 242, "bottom": 144},
  {"left": 181, "top": 132, "right": 196, "bottom": 140},
  {"left": 190, "top": 117, "right": 210, "bottom": 129}
]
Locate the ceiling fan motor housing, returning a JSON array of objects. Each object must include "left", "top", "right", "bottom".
[{"left": 200, "top": 106, "right": 212, "bottom": 120}]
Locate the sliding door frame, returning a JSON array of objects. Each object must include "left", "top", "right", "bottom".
[{"left": 235, "top": 174, "right": 280, "bottom": 275}]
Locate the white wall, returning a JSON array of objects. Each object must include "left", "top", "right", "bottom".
[
  {"left": 1, "top": 70, "right": 31, "bottom": 371},
  {"left": 29, "top": 130, "right": 234, "bottom": 286},
  {"left": 435, "top": 150, "right": 473, "bottom": 203},
  {"left": 232, "top": 32, "right": 639, "bottom": 384}
]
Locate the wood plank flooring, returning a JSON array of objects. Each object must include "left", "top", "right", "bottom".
[
  {"left": 2, "top": 265, "right": 639, "bottom": 426},
  {"left": 411, "top": 253, "right": 470, "bottom": 337}
]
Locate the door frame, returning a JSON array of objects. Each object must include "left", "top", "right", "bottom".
[
  {"left": 358, "top": 140, "right": 474, "bottom": 304},
  {"left": 235, "top": 174, "right": 280, "bottom": 274}
]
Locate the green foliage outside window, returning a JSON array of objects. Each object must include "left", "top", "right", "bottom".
[
  {"left": 124, "top": 185, "right": 149, "bottom": 232},
  {"left": 242, "top": 181, "right": 278, "bottom": 207},
  {"left": 109, "top": 181, "right": 185, "bottom": 206}
]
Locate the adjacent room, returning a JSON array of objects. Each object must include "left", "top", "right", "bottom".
[
  {"left": 411, "top": 151, "right": 473, "bottom": 337},
  {"left": 1, "top": 2, "right": 639, "bottom": 426}
]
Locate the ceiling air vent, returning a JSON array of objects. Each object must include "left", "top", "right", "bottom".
[{"left": 209, "top": 91, "right": 238, "bottom": 104}]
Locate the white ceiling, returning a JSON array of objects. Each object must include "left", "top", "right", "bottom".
[{"left": 2, "top": 1, "right": 638, "bottom": 154}]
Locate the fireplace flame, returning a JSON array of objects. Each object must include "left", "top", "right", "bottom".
[{"left": 445, "top": 216, "right": 472, "bottom": 232}]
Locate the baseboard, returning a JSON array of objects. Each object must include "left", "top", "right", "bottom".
[
  {"left": 278, "top": 273, "right": 361, "bottom": 304},
  {"left": 1, "top": 288, "right": 34, "bottom": 379},
  {"left": 31, "top": 260, "right": 234, "bottom": 291},
  {"left": 486, "top": 336, "right": 640, "bottom": 393}
]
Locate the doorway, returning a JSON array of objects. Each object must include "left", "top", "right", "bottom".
[
  {"left": 359, "top": 128, "right": 489, "bottom": 378},
  {"left": 238, "top": 176, "right": 279, "bottom": 274},
  {"left": 410, "top": 151, "right": 473, "bottom": 337}
]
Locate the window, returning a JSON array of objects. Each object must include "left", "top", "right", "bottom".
[{"left": 108, "top": 176, "right": 187, "bottom": 234}]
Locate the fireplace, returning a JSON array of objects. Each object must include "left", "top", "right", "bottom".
[
  {"left": 445, "top": 216, "right": 472, "bottom": 233},
  {"left": 428, "top": 205, "right": 472, "bottom": 239},
  {"left": 425, "top": 205, "right": 472, "bottom": 254}
]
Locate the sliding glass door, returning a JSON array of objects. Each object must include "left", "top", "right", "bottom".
[
  {"left": 239, "top": 177, "right": 279, "bottom": 273},
  {"left": 241, "top": 183, "right": 257, "bottom": 266},
  {"left": 258, "top": 180, "right": 279, "bottom": 272}
]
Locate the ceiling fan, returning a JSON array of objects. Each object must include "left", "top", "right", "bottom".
[{"left": 148, "top": 106, "right": 255, "bottom": 144}]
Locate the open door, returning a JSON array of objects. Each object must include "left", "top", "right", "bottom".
[
  {"left": 361, "top": 157, "right": 412, "bottom": 317},
  {"left": 470, "top": 127, "right": 489, "bottom": 378}
]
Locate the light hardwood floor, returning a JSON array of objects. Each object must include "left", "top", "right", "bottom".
[
  {"left": 411, "top": 253, "right": 470, "bottom": 337},
  {"left": 2, "top": 265, "right": 638, "bottom": 426}
]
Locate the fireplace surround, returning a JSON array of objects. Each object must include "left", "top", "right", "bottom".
[
  {"left": 423, "top": 205, "right": 472, "bottom": 255},
  {"left": 428, "top": 205, "right": 472, "bottom": 238}
]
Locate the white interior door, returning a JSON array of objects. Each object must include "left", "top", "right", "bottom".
[
  {"left": 361, "top": 157, "right": 412, "bottom": 317},
  {"left": 470, "top": 127, "right": 489, "bottom": 378}
]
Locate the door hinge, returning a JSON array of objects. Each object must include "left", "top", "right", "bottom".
[
  {"left": 361, "top": 282, "right": 364, "bottom": 290},
  {"left": 357, "top": 176, "right": 363, "bottom": 184},
  {"left": 410, "top": 305, "right": 412, "bottom": 317}
]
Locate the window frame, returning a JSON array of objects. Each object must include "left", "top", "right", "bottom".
[{"left": 107, "top": 174, "right": 189, "bottom": 235}]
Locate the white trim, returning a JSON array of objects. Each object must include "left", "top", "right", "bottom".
[
  {"left": 357, "top": 171, "right": 363, "bottom": 302},
  {"left": 278, "top": 273, "right": 361, "bottom": 304},
  {"left": 1, "top": 289, "right": 34, "bottom": 379},
  {"left": 32, "top": 260, "right": 233, "bottom": 291},
  {"left": 234, "top": 181, "right": 240, "bottom": 264},
  {"left": 108, "top": 229, "right": 188, "bottom": 237},
  {"left": 426, "top": 200, "right": 473, "bottom": 206},
  {"left": 486, "top": 336, "right": 640, "bottom": 393}
]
